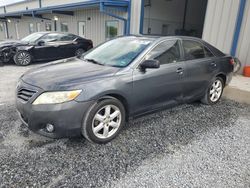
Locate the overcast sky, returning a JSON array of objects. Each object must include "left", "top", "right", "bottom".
[{"left": 0, "top": 0, "right": 23, "bottom": 6}]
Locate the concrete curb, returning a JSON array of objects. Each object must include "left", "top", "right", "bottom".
[{"left": 223, "top": 86, "right": 250, "bottom": 105}]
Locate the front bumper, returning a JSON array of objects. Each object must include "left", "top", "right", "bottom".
[{"left": 16, "top": 80, "right": 93, "bottom": 138}]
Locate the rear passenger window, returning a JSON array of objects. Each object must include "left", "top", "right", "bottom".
[
  {"left": 183, "top": 40, "right": 206, "bottom": 60},
  {"left": 146, "top": 40, "right": 181, "bottom": 65},
  {"left": 204, "top": 46, "right": 214, "bottom": 57},
  {"left": 60, "top": 34, "right": 76, "bottom": 41}
]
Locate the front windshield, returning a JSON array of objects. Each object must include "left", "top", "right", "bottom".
[
  {"left": 83, "top": 37, "right": 152, "bottom": 67},
  {"left": 21, "top": 33, "right": 45, "bottom": 43}
]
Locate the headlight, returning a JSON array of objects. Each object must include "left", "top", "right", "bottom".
[{"left": 33, "top": 90, "right": 82, "bottom": 105}]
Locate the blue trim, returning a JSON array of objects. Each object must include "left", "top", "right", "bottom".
[
  {"left": 139, "top": 0, "right": 144, "bottom": 34},
  {"left": 231, "top": 0, "right": 246, "bottom": 56}
]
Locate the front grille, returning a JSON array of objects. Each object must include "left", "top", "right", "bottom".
[{"left": 17, "top": 88, "right": 37, "bottom": 102}]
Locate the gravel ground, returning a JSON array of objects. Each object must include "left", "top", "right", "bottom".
[{"left": 0, "top": 64, "right": 250, "bottom": 188}]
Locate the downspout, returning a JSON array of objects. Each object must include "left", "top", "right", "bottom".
[
  {"left": 139, "top": 0, "right": 145, "bottom": 34},
  {"left": 182, "top": 0, "right": 188, "bottom": 31},
  {"left": 230, "top": 0, "right": 246, "bottom": 56},
  {"left": 5, "top": 21, "right": 9, "bottom": 39},
  {"left": 127, "top": 0, "right": 131, "bottom": 35},
  {"left": 39, "top": 0, "right": 42, "bottom": 8},
  {"left": 3, "top": 6, "right": 9, "bottom": 39}
]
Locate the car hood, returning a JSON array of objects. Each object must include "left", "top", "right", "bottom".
[
  {"left": 0, "top": 40, "right": 27, "bottom": 48},
  {"left": 21, "top": 58, "right": 120, "bottom": 90}
]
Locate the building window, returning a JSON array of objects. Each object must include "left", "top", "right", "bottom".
[
  {"left": 45, "top": 22, "right": 52, "bottom": 31},
  {"left": 106, "top": 21, "right": 118, "bottom": 39},
  {"left": 36, "top": 23, "right": 41, "bottom": 32},
  {"left": 61, "top": 22, "right": 69, "bottom": 32},
  {"left": 29, "top": 23, "right": 35, "bottom": 34}
]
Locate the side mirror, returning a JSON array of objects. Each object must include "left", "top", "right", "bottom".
[
  {"left": 37, "top": 40, "right": 45, "bottom": 46},
  {"left": 140, "top": 59, "right": 160, "bottom": 70}
]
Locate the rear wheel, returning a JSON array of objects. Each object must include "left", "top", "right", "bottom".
[
  {"left": 14, "top": 51, "right": 32, "bottom": 66},
  {"left": 201, "top": 77, "right": 224, "bottom": 105},
  {"left": 82, "top": 98, "right": 125, "bottom": 144}
]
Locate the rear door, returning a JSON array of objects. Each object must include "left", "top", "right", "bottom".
[
  {"left": 132, "top": 39, "right": 186, "bottom": 115},
  {"left": 181, "top": 39, "right": 217, "bottom": 101},
  {"left": 57, "top": 34, "right": 78, "bottom": 58}
]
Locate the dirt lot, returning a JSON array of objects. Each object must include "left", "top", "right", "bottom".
[{"left": 0, "top": 63, "right": 250, "bottom": 188}]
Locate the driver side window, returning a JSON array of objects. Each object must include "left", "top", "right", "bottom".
[
  {"left": 145, "top": 40, "right": 181, "bottom": 65},
  {"left": 39, "top": 33, "right": 59, "bottom": 43}
]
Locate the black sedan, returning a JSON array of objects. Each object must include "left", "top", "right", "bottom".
[
  {"left": 16, "top": 36, "right": 234, "bottom": 143},
  {"left": 0, "top": 32, "right": 93, "bottom": 66}
]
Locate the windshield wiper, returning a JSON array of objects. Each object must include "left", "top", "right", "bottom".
[{"left": 84, "top": 58, "right": 104, "bottom": 66}]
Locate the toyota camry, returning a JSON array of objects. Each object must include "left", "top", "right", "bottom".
[{"left": 16, "top": 36, "right": 234, "bottom": 143}]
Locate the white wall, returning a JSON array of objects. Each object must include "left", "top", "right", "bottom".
[
  {"left": 0, "top": 22, "right": 6, "bottom": 40},
  {"left": 0, "top": 7, "right": 5, "bottom": 14},
  {"left": 41, "top": 0, "right": 88, "bottom": 7},
  {"left": 5, "top": 0, "right": 39, "bottom": 12},
  {"left": 202, "top": 0, "right": 240, "bottom": 54},
  {"left": 130, "top": 0, "right": 142, "bottom": 34}
]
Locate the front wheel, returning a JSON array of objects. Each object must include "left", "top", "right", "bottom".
[
  {"left": 82, "top": 98, "right": 126, "bottom": 144},
  {"left": 201, "top": 77, "right": 224, "bottom": 105},
  {"left": 14, "top": 51, "right": 32, "bottom": 66}
]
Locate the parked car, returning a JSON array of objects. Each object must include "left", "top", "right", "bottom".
[
  {"left": 0, "top": 32, "right": 93, "bottom": 66},
  {"left": 16, "top": 36, "right": 234, "bottom": 143}
]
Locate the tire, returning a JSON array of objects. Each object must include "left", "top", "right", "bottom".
[
  {"left": 201, "top": 77, "right": 224, "bottom": 105},
  {"left": 82, "top": 97, "right": 126, "bottom": 144},
  {"left": 14, "top": 51, "right": 32, "bottom": 66},
  {"left": 75, "top": 48, "right": 85, "bottom": 58}
]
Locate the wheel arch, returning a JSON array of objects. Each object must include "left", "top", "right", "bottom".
[
  {"left": 97, "top": 94, "right": 130, "bottom": 122},
  {"left": 216, "top": 73, "right": 227, "bottom": 86}
]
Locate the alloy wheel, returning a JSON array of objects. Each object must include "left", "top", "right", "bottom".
[
  {"left": 92, "top": 105, "right": 121, "bottom": 139},
  {"left": 209, "top": 79, "right": 223, "bottom": 102},
  {"left": 17, "top": 52, "right": 31, "bottom": 65}
]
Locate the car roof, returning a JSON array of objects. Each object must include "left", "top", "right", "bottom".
[
  {"left": 125, "top": 35, "right": 204, "bottom": 41},
  {"left": 34, "top": 31, "right": 77, "bottom": 36}
]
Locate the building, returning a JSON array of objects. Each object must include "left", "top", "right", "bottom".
[{"left": 0, "top": 0, "right": 249, "bottom": 72}]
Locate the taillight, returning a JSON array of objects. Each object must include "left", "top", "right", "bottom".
[{"left": 230, "top": 58, "right": 235, "bottom": 65}]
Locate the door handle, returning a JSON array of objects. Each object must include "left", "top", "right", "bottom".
[{"left": 176, "top": 67, "right": 184, "bottom": 75}]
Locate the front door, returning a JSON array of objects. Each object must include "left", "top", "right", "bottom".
[
  {"left": 33, "top": 33, "right": 60, "bottom": 61},
  {"left": 132, "top": 39, "right": 186, "bottom": 115},
  {"left": 78, "top": 21, "right": 86, "bottom": 38}
]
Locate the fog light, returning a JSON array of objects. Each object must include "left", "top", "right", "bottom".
[{"left": 46, "top": 124, "right": 54, "bottom": 133}]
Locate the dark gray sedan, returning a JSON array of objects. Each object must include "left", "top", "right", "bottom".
[{"left": 16, "top": 36, "right": 234, "bottom": 143}]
